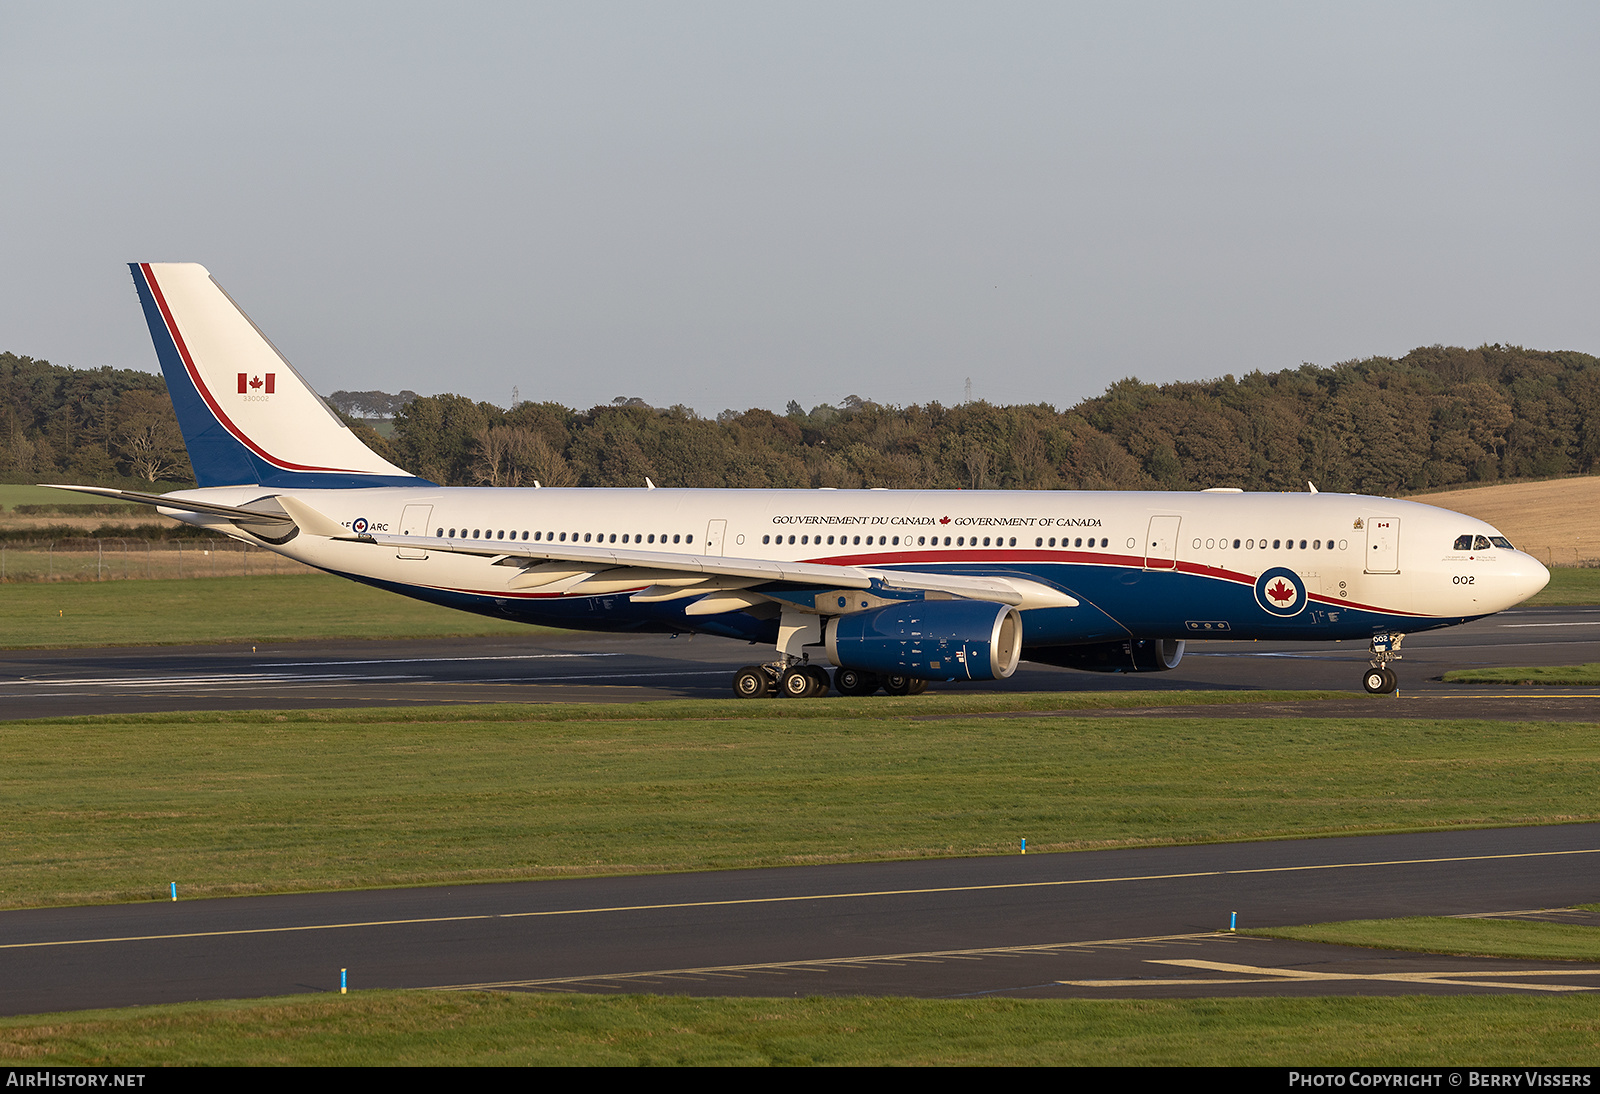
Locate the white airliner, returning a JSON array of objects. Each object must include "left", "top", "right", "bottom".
[{"left": 53, "top": 263, "right": 1550, "bottom": 697}]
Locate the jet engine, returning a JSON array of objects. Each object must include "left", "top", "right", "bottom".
[
  {"left": 825, "top": 600, "right": 1023, "bottom": 681},
  {"left": 1026, "top": 638, "right": 1185, "bottom": 673}
]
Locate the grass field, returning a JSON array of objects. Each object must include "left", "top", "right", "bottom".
[
  {"left": 0, "top": 573, "right": 536, "bottom": 646},
  {"left": 5, "top": 991, "right": 1600, "bottom": 1065},
  {"left": 1527, "top": 566, "right": 1600, "bottom": 605},
  {"left": 0, "top": 484, "right": 140, "bottom": 511},
  {"left": 2, "top": 700, "right": 1596, "bottom": 909},
  {"left": 1445, "top": 663, "right": 1600, "bottom": 685},
  {"left": 1250, "top": 916, "right": 1600, "bottom": 962}
]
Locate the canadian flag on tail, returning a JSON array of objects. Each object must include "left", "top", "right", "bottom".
[{"left": 237, "top": 373, "right": 276, "bottom": 394}]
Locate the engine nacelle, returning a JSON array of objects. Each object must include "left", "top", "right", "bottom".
[
  {"left": 1025, "top": 638, "right": 1185, "bottom": 673},
  {"left": 825, "top": 600, "right": 1023, "bottom": 680}
]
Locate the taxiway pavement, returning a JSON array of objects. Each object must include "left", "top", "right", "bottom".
[
  {"left": 3, "top": 825, "right": 1599, "bottom": 1014},
  {"left": 3, "top": 604, "right": 1598, "bottom": 720}
]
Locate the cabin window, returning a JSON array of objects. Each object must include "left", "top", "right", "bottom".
[
  {"left": 1273, "top": 539, "right": 1280, "bottom": 549},
  {"left": 448, "top": 528, "right": 456, "bottom": 537},
  {"left": 762, "top": 534, "right": 770, "bottom": 544},
  {"left": 473, "top": 529, "right": 481, "bottom": 539},
  {"left": 1009, "top": 537, "right": 1016, "bottom": 546},
  {"left": 1036, "top": 537, "right": 1043, "bottom": 547},
  {"left": 686, "top": 534, "right": 693, "bottom": 544},
  {"left": 673, "top": 534, "right": 681, "bottom": 544}
]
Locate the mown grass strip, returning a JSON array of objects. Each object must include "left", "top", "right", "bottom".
[
  {"left": 5, "top": 991, "right": 1600, "bottom": 1066},
  {"left": 2, "top": 704, "right": 1597, "bottom": 909},
  {"left": 1445, "top": 664, "right": 1600, "bottom": 685},
  {"left": 0, "top": 574, "right": 540, "bottom": 647},
  {"left": 1527, "top": 567, "right": 1600, "bottom": 606},
  {"left": 1247, "top": 916, "right": 1600, "bottom": 962}
]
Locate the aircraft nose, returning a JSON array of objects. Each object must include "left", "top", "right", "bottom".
[{"left": 1497, "top": 553, "right": 1550, "bottom": 608}]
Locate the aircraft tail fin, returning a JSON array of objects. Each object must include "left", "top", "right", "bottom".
[{"left": 129, "top": 262, "right": 430, "bottom": 488}]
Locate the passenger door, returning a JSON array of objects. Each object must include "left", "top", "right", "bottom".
[
  {"left": 396, "top": 504, "right": 432, "bottom": 560},
  {"left": 1365, "top": 517, "right": 1400, "bottom": 574}
]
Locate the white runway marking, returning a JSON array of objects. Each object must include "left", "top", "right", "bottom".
[{"left": 1062, "top": 958, "right": 1599, "bottom": 992}]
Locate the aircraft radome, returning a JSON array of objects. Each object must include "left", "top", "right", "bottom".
[{"left": 49, "top": 263, "right": 1550, "bottom": 698}]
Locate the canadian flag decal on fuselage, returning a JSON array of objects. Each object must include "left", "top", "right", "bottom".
[{"left": 238, "top": 373, "right": 276, "bottom": 395}]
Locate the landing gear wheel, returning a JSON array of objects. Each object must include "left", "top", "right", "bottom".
[
  {"left": 779, "top": 667, "right": 818, "bottom": 698},
  {"left": 733, "top": 666, "right": 773, "bottom": 698},
  {"left": 882, "top": 674, "right": 914, "bottom": 696},
  {"left": 803, "top": 665, "right": 831, "bottom": 697},
  {"left": 907, "top": 678, "right": 929, "bottom": 695},
  {"left": 1363, "top": 667, "right": 1397, "bottom": 695},
  {"left": 834, "top": 668, "right": 880, "bottom": 696}
]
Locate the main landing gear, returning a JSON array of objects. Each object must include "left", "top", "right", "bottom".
[
  {"left": 1362, "top": 632, "right": 1404, "bottom": 694},
  {"left": 732, "top": 662, "right": 929, "bottom": 698}
]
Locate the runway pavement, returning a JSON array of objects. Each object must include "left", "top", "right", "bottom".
[
  {"left": 3, "top": 825, "right": 1599, "bottom": 1014},
  {"left": 2, "top": 603, "right": 1599, "bottom": 720}
]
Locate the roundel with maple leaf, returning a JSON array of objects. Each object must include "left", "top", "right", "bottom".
[{"left": 1253, "top": 567, "right": 1308, "bottom": 617}]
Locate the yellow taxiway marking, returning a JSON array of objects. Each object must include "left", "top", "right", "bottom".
[
  {"left": 424, "top": 932, "right": 1230, "bottom": 991},
  {"left": 4, "top": 846, "right": 1599, "bottom": 952},
  {"left": 1061, "top": 958, "right": 1600, "bottom": 993}
]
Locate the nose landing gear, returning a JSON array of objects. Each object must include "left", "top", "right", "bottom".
[{"left": 1363, "top": 633, "right": 1404, "bottom": 694}]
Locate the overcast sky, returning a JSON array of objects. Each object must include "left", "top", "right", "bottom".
[{"left": 2, "top": 3, "right": 1596, "bottom": 416}]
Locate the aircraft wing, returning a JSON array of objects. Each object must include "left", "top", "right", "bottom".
[{"left": 347, "top": 530, "right": 1078, "bottom": 609}]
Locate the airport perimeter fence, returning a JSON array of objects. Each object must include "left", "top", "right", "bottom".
[
  {"left": 1523, "top": 546, "right": 1600, "bottom": 568},
  {"left": 0, "top": 538, "right": 318, "bottom": 582}
]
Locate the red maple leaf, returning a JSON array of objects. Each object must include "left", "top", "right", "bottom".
[
  {"left": 939, "top": 516, "right": 951, "bottom": 525},
  {"left": 249, "top": 375, "right": 263, "bottom": 390},
  {"left": 1267, "top": 579, "right": 1296, "bottom": 603}
]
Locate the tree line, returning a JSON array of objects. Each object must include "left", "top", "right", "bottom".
[{"left": 5, "top": 344, "right": 1600, "bottom": 496}]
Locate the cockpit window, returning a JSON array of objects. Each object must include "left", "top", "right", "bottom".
[
  {"left": 1474, "top": 535, "right": 1492, "bottom": 551},
  {"left": 1490, "top": 536, "right": 1514, "bottom": 550},
  {"left": 1454, "top": 535, "right": 1473, "bottom": 551}
]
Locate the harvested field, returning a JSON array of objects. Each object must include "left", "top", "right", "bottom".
[{"left": 1409, "top": 476, "right": 1600, "bottom": 567}]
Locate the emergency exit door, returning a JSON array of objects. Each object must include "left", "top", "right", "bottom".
[
  {"left": 1144, "top": 515, "right": 1181, "bottom": 570},
  {"left": 704, "top": 519, "right": 728, "bottom": 557}
]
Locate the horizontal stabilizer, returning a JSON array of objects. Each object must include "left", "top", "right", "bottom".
[{"left": 39, "top": 484, "right": 293, "bottom": 525}]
